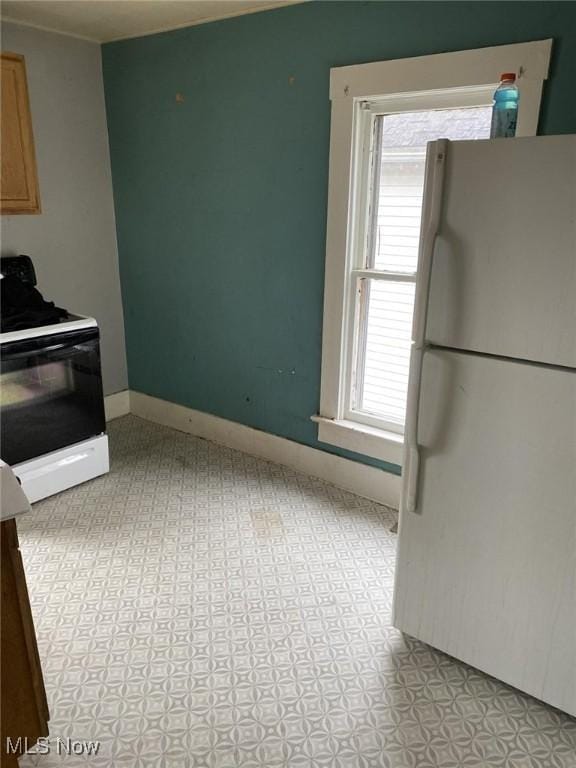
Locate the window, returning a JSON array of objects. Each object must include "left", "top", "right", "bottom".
[
  {"left": 315, "top": 41, "right": 551, "bottom": 468},
  {"left": 345, "top": 99, "right": 492, "bottom": 435}
]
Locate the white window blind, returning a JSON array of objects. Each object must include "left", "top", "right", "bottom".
[{"left": 351, "top": 106, "right": 492, "bottom": 431}]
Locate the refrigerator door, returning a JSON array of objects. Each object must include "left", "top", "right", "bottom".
[
  {"left": 426, "top": 135, "right": 576, "bottom": 368},
  {"left": 393, "top": 348, "right": 576, "bottom": 715}
]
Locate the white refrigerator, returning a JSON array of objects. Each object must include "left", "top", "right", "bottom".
[{"left": 393, "top": 134, "right": 576, "bottom": 716}]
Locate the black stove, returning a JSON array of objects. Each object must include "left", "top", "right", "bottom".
[{"left": 1, "top": 255, "right": 108, "bottom": 498}]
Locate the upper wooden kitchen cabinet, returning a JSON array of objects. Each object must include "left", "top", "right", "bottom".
[{"left": 1, "top": 52, "right": 41, "bottom": 214}]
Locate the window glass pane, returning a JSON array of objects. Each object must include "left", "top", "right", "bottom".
[
  {"left": 353, "top": 279, "right": 415, "bottom": 428},
  {"left": 370, "top": 105, "right": 491, "bottom": 273}
]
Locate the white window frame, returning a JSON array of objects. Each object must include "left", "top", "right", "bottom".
[{"left": 314, "top": 40, "right": 552, "bottom": 467}]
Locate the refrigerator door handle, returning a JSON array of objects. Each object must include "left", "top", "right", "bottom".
[
  {"left": 404, "top": 347, "right": 424, "bottom": 514},
  {"left": 404, "top": 140, "right": 448, "bottom": 513},
  {"left": 412, "top": 139, "right": 448, "bottom": 347}
]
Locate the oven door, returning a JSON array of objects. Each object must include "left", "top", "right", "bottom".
[{"left": 1, "top": 327, "right": 106, "bottom": 466}]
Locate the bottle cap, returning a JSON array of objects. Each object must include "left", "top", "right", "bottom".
[{"left": 500, "top": 72, "right": 516, "bottom": 82}]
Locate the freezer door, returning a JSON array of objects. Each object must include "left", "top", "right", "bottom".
[
  {"left": 426, "top": 135, "right": 576, "bottom": 368},
  {"left": 393, "top": 349, "right": 576, "bottom": 716}
]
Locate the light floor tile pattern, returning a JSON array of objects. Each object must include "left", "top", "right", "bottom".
[{"left": 17, "top": 416, "right": 576, "bottom": 768}]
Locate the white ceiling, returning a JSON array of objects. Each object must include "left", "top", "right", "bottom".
[{"left": 1, "top": 0, "right": 303, "bottom": 43}]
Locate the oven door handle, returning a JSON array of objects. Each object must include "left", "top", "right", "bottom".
[{"left": 1, "top": 342, "right": 84, "bottom": 360}]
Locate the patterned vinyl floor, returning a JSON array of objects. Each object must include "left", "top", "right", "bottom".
[{"left": 17, "top": 416, "right": 576, "bottom": 768}]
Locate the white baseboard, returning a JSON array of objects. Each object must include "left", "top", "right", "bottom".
[
  {"left": 129, "top": 391, "right": 401, "bottom": 509},
  {"left": 104, "top": 390, "right": 131, "bottom": 421}
]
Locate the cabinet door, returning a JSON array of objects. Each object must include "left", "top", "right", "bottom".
[{"left": 1, "top": 53, "right": 41, "bottom": 214}]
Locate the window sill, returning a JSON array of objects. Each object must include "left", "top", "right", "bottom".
[{"left": 311, "top": 415, "right": 403, "bottom": 466}]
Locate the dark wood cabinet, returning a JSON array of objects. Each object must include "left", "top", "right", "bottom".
[{"left": 1, "top": 518, "right": 49, "bottom": 766}]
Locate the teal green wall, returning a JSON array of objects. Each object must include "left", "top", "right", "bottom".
[{"left": 102, "top": 1, "right": 576, "bottom": 475}]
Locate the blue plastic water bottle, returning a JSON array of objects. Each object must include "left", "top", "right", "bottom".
[{"left": 490, "top": 73, "right": 519, "bottom": 138}]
